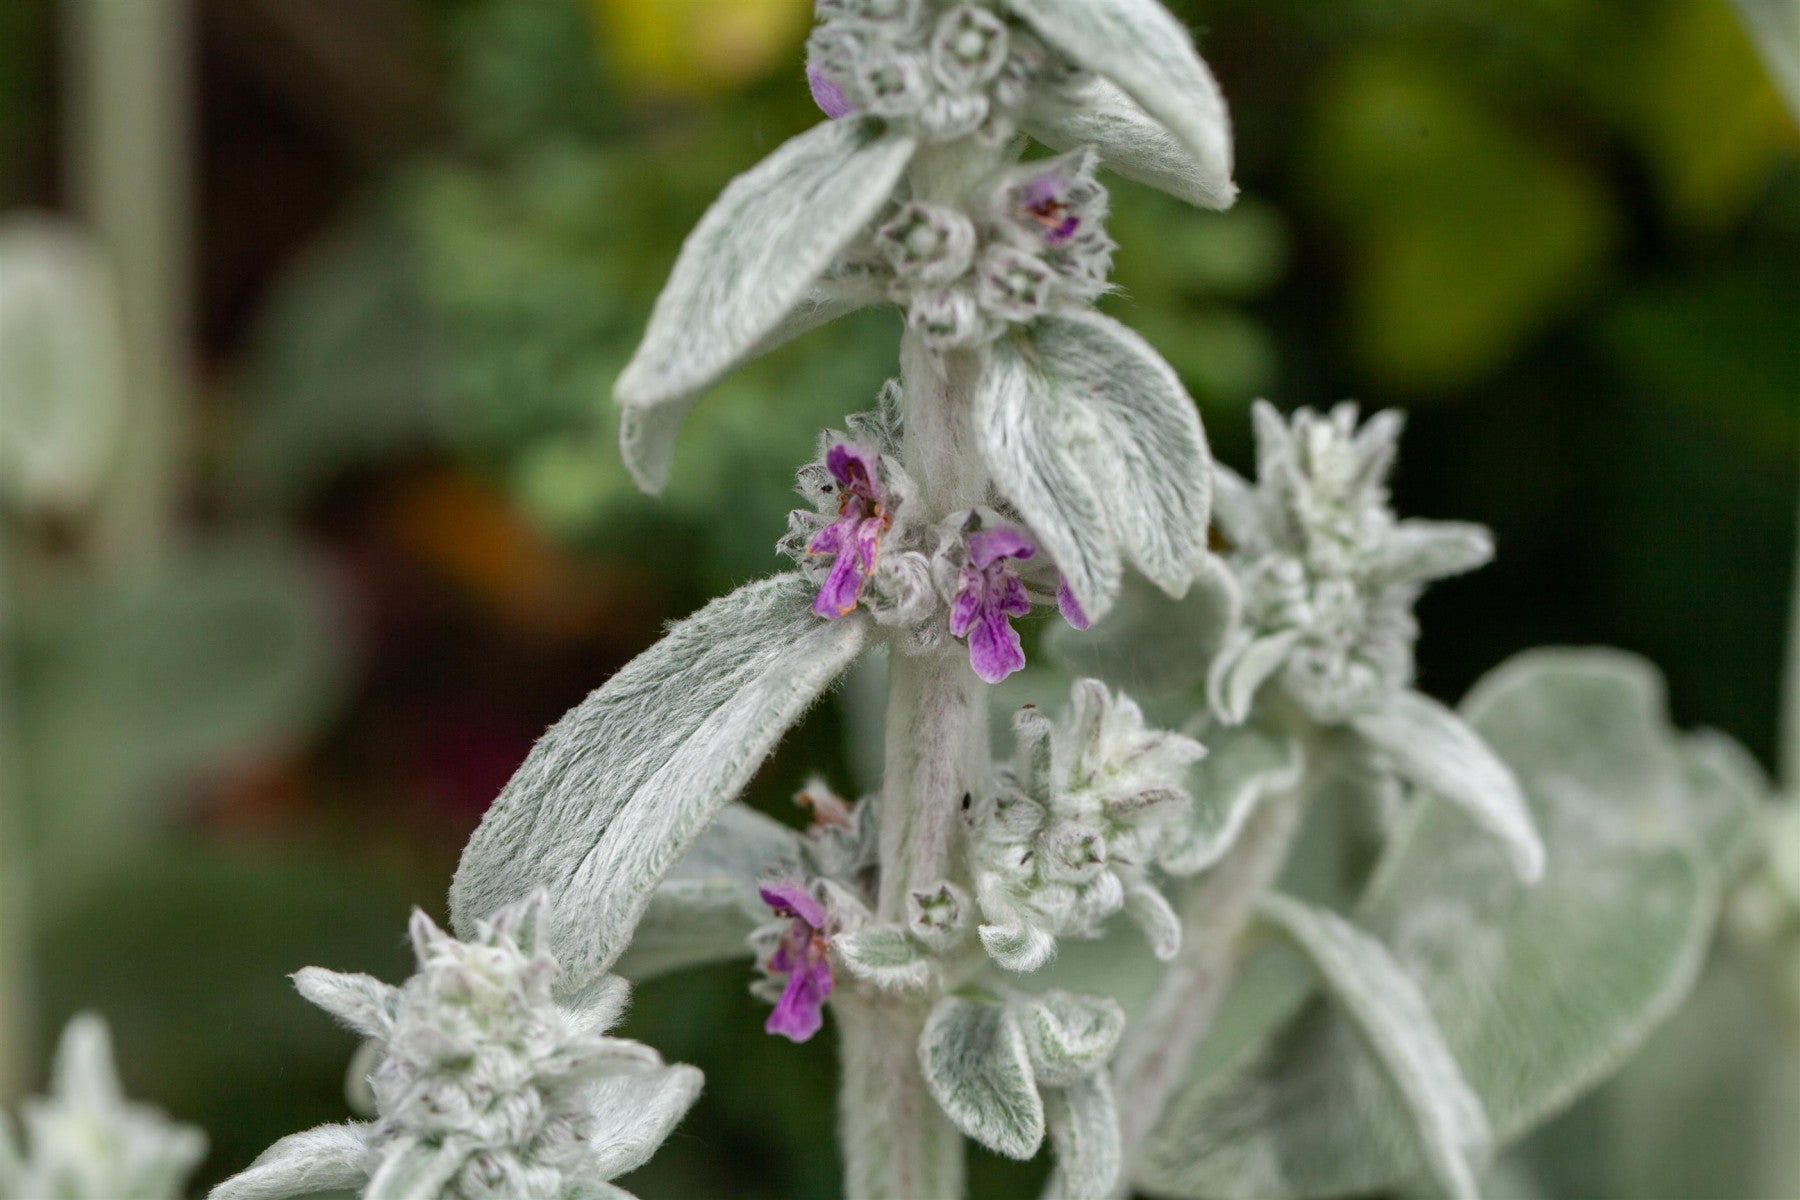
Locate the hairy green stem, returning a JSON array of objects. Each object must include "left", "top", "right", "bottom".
[
  {"left": 837, "top": 997, "right": 964, "bottom": 1200},
  {"left": 1109, "top": 782, "right": 1310, "bottom": 1180}
]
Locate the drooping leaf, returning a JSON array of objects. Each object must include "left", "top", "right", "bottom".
[
  {"left": 613, "top": 804, "right": 802, "bottom": 982},
  {"left": 1007, "top": 0, "right": 1235, "bottom": 208},
  {"left": 1161, "top": 720, "right": 1304, "bottom": 876},
  {"left": 1026, "top": 77, "right": 1231, "bottom": 209},
  {"left": 615, "top": 118, "right": 916, "bottom": 492},
  {"left": 919, "top": 993, "right": 1046, "bottom": 1160},
  {"left": 1350, "top": 689, "right": 1544, "bottom": 883},
  {"left": 1257, "top": 894, "right": 1491, "bottom": 1200},
  {"left": 981, "top": 312, "right": 1211, "bottom": 620},
  {"left": 450, "top": 574, "right": 866, "bottom": 989},
  {"left": 1139, "top": 649, "right": 1734, "bottom": 1199},
  {"left": 210, "top": 1123, "right": 371, "bottom": 1200},
  {"left": 1045, "top": 558, "right": 1239, "bottom": 699},
  {"left": 1042, "top": 1072, "right": 1122, "bottom": 1200}
]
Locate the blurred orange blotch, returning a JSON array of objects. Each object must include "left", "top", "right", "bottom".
[
  {"left": 587, "top": 0, "right": 812, "bottom": 98},
  {"left": 386, "top": 469, "right": 620, "bottom": 641}
]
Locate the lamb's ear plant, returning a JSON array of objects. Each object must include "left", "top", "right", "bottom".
[{"left": 199, "top": 2, "right": 1780, "bottom": 1197}]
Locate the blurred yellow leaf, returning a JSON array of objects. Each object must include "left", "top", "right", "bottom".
[
  {"left": 1303, "top": 51, "right": 1616, "bottom": 391},
  {"left": 1635, "top": 0, "right": 1797, "bottom": 234},
  {"left": 588, "top": 0, "right": 812, "bottom": 98}
]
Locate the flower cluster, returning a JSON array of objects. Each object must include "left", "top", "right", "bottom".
[
  {"left": 1, "top": 1016, "right": 206, "bottom": 1200},
  {"left": 867, "top": 150, "right": 1115, "bottom": 349},
  {"left": 1209, "top": 401, "right": 1494, "bottom": 725},
  {"left": 806, "top": 0, "right": 1084, "bottom": 143},
  {"left": 785, "top": 393, "right": 1082, "bottom": 683},
  {"left": 212, "top": 893, "right": 700, "bottom": 1200},
  {"left": 968, "top": 680, "right": 1206, "bottom": 971}
]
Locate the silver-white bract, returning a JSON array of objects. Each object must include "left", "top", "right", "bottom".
[
  {"left": 1209, "top": 400, "right": 1494, "bottom": 727},
  {"left": 0, "top": 1015, "right": 206, "bottom": 1200},
  {"left": 209, "top": 893, "right": 701, "bottom": 1200},
  {"left": 968, "top": 679, "right": 1205, "bottom": 971}
]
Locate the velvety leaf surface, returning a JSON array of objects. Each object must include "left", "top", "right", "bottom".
[
  {"left": 450, "top": 574, "right": 866, "bottom": 989},
  {"left": 1007, "top": 0, "right": 1235, "bottom": 208},
  {"left": 615, "top": 118, "right": 915, "bottom": 491},
  {"left": 1139, "top": 649, "right": 1733, "bottom": 1199}
]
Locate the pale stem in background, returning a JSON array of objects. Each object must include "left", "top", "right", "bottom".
[
  {"left": 0, "top": 534, "right": 30, "bottom": 1104},
  {"left": 1109, "top": 781, "right": 1310, "bottom": 1181},
  {"left": 62, "top": 0, "right": 194, "bottom": 563}
]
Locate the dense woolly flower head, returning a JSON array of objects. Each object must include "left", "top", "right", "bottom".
[
  {"left": 863, "top": 149, "right": 1115, "bottom": 349},
  {"left": 806, "top": 0, "right": 1084, "bottom": 144},
  {"left": 1210, "top": 400, "right": 1493, "bottom": 725},
  {"left": 2, "top": 1015, "right": 206, "bottom": 1200},
  {"left": 967, "top": 680, "right": 1204, "bottom": 971},
  {"left": 251, "top": 892, "right": 700, "bottom": 1200}
]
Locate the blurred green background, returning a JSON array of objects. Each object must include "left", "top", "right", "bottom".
[{"left": 1, "top": 0, "right": 1797, "bottom": 1195}]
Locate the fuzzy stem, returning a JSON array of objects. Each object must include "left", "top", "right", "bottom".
[
  {"left": 1109, "top": 781, "right": 1310, "bottom": 1179},
  {"left": 837, "top": 997, "right": 964, "bottom": 1200},
  {"left": 876, "top": 644, "right": 986, "bottom": 919}
]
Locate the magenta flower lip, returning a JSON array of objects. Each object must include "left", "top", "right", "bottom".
[
  {"left": 807, "top": 65, "right": 856, "bottom": 120},
  {"left": 808, "top": 442, "right": 892, "bottom": 621},
  {"left": 951, "top": 526, "right": 1037, "bottom": 684},
  {"left": 759, "top": 882, "right": 833, "bottom": 1043}
]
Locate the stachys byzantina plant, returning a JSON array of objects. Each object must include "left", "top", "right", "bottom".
[{"left": 204, "top": 2, "right": 1768, "bottom": 1198}]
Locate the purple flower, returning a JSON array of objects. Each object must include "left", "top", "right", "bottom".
[
  {"left": 1020, "top": 172, "right": 1081, "bottom": 247},
  {"left": 950, "top": 527, "right": 1036, "bottom": 684},
  {"left": 759, "top": 882, "right": 833, "bottom": 1043},
  {"left": 808, "top": 443, "right": 891, "bottom": 620},
  {"left": 1057, "top": 576, "right": 1090, "bottom": 630},
  {"left": 807, "top": 65, "right": 856, "bottom": 120}
]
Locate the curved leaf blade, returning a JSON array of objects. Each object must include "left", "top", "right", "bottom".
[
  {"left": 1139, "top": 649, "right": 1727, "bottom": 1200},
  {"left": 1042, "top": 1072, "right": 1123, "bottom": 1200},
  {"left": 1258, "top": 894, "right": 1490, "bottom": 1200},
  {"left": 920, "top": 994, "right": 1046, "bottom": 1160},
  {"left": 1026, "top": 78, "right": 1230, "bottom": 209},
  {"left": 1351, "top": 689, "right": 1545, "bottom": 883},
  {"left": 615, "top": 119, "right": 915, "bottom": 492},
  {"left": 1007, "top": 0, "right": 1235, "bottom": 208},
  {"left": 982, "top": 314, "right": 1210, "bottom": 620},
  {"left": 450, "top": 574, "right": 866, "bottom": 987},
  {"left": 209, "top": 1123, "right": 370, "bottom": 1200}
]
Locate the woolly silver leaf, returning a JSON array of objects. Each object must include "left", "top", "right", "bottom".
[
  {"left": 451, "top": 573, "right": 867, "bottom": 989},
  {"left": 919, "top": 994, "right": 1046, "bottom": 1159},
  {"left": 1351, "top": 689, "right": 1545, "bottom": 883},
  {"left": 209, "top": 1125, "right": 368, "bottom": 1200},
  {"left": 1041, "top": 1073, "right": 1122, "bottom": 1200},
  {"left": 1026, "top": 76, "right": 1231, "bottom": 209},
  {"left": 615, "top": 118, "right": 916, "bottom": 491},
  {"left": 1005, "top": 0, "right": 1236, "bottom": 209},
  {"left": 983, "top": 312, "right": 1210, "bottom": 619},
  {"left": 1258, "top": 894, "right": 1491, "bottom": 1200}
]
